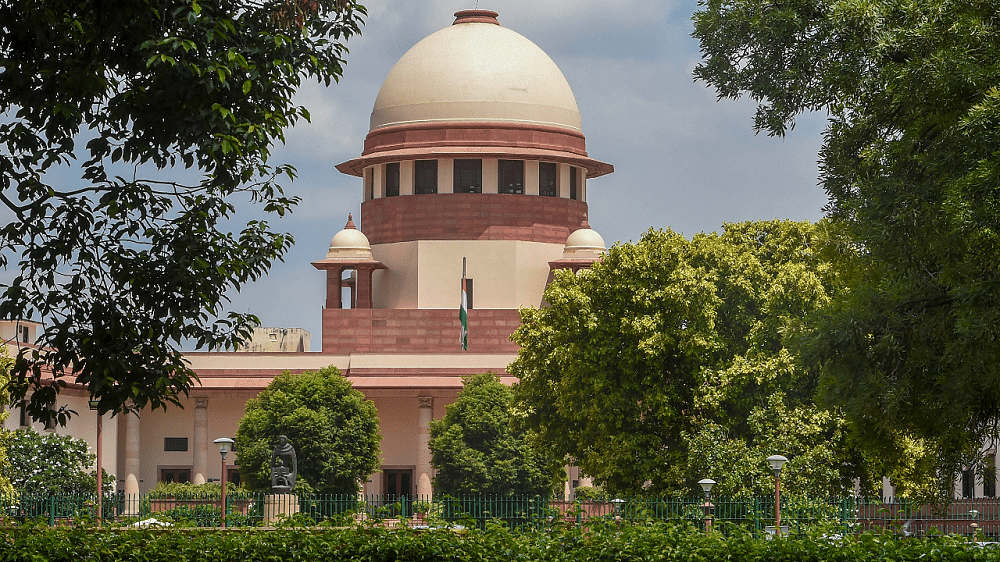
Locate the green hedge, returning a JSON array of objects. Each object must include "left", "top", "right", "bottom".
[{"left": 1, "top": 522, "right": 998, "bottom": 562}]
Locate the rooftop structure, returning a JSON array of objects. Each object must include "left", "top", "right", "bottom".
[{"left": 8, "top": 9, "right": 612, "bottom": 502}]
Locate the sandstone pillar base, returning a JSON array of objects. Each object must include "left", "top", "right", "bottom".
[{"left": 263, "top": 494, "right": 299, "bottom": 525}]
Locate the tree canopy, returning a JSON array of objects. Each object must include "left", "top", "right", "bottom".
[
  {"left": 235, "top": 366, "right": 381, "bottom": 495},
  {"left": 0, "top": 0, "right": 365, "bottom": 424},
  {"left": 511, "top": 220, "right": 868, "bottom": 497},
  {"left": 693, "top": 0, "right": 1000, "bottom": 487},
  {"left": 429, "top": 372, "right": 563, "bottom": 496},
  {"left": 0, "top": 347, "right": 13, "bottom": 496}
]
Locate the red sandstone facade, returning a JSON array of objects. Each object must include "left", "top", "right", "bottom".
[
  {"left": 321, "top": 308, "right": 521, "bottom": 355},
  {"left": 103, "top": 9, "right": 613, "bottom": 500},
  {"left": 361, "top": 194, "right": 589, "bottom": 245}
]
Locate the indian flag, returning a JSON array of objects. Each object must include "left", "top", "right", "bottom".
[{"left": 460, "top": 260, "right": 468, "bottom": 351}]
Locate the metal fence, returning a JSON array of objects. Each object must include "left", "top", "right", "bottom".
[{"left": 3, "top": 492, "right": 999, "bottom": 537}]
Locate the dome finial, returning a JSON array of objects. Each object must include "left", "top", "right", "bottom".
[
  {"left": 453, "top": 9, "right": 499, "bottom": 25},
  {"left": 325, "top": 215, "right": 372, "bottom": 260}
]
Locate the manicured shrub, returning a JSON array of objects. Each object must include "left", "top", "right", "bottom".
[{"left": 1, "top": 523, "right": 997, "bottom": 562}]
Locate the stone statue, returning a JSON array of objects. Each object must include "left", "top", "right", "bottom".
[{"left": 270, "top": 435, "right": 297, "bottom": 493}]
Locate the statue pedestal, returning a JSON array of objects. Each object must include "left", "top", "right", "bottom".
[{"left": 263, "top": 494, "right": 299, "bottom": 525}]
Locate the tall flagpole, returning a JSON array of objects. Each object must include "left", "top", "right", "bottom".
[{"left": 460, "top": 257, "right": 468, "bottom": 351}]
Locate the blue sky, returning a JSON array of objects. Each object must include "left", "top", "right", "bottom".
[
  {"left": 222, "top": 0, "right": 830, "bottom": 346},
  {"left": 2, "top": 1, "right": 830, "bottom": 348}
]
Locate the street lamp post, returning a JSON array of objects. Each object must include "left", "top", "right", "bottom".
[
  {"left": 214, "top": 438, "right": 235, "bottom": 528},
  {"left": 611, "top": 498, "right": 625, "bottom": 526},
  {"left": 698, "top": 478, "right": 716, "bottom": 533},
  {"left": 766, "top": 455, "right": 788, "bottom": 537},
  {"left": 89, "top": 399, "right": 102, "bottom": 525}
]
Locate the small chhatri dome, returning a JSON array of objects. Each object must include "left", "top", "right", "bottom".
[
  {"left": 563, "top": 220, "right": 606, "bottom": 259},
  {"left": 369, "top": 9, "right": 582, "bottom": 132},
  {"left": 327, "top": 213, "right": 373, "bottom": 259}
]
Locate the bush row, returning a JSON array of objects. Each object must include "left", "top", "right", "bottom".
[{"left": 1, "top": 522, "right": 998, "bottom": 562}]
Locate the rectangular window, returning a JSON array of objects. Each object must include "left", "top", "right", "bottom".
[
  {"left": 227, "top": 468, "right": 242, "bottom": 486},
  {"left": 21, "top": 326, "right": 29, "bottom": 343},
  {"left": 385, "top": 162, "right": 400, "bottom": 197},
  {"left": 539, "top": 162, "right": 557, "bottom": 197},
  {"left": 160, "top": 468, "right": 192, "bottom": 484},
  {"left": 986, "top": 454, "right": 997, "bottom": 498},
  {"left": 382, "top": 468, "right": 413, "bottom": 498},
  {"left": 19, "top": 401, "right": 28, "bottom": 427},
  {"left": 164, "top": 437, "right": 189, "bottom": 452},
  {"left": 498, "top": 159, "right": 524, "bottom": 194},
  {"left": 414, "top": 160, "right": 438, "bottom": 194},
  {"left": 962, "top": 467, "right": 975, "bottom": 498},
  {"left": 365, "top": 168, "right": 374, "bottom": 200},
  {"left": 569, "top": 166, "right": 578, "bottom": 200},
  {"left": 453, "top": 159, "right": 482, "bottom": 193}
]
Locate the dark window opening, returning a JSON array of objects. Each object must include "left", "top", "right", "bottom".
[
  {"left": 539, "top": 162, "right": 557, "bottom": 197},
  {"left": 498, "top": 159, "right": 524, "bottom": 194},
  {"left": 453, "top": 159, "right": 482, "bottom": 193},
  {"left": 21, "top": 326, "right": 29, "bottom": 343},
  {"left": 164, "top": 437, "right": 189, "bottom": 452},
  {"left": 160, "top": 468, "right": 191, "bottom": 484},
  {"left": 385, "top": 162, "right": 400, "bottom": 197},
  {"left": 381, "top": 468, "right": 413, "bottom": 516},
  {"left": 227, "top": 468, "right": 241, "bottom": 486},
  {"left": 962, "top": 467, "right": 975, "bottom": 498},
  {"left": 569, "top": 166, "right": 578, "bottom": 200},
  {"left": 365, "top": 169, "right": 374, "bottom": 200},
  {"left": 986, "top": 455, "right": 997, "bottom": 497},
  {"left": 415, "top": 160, "right": 438, "bottom": 194},
  {"left": 19, "top": 401, "right": 28, "bottom": 427},
  {"left": 382, "top": 468, "right": 413, "bottom": 499}
]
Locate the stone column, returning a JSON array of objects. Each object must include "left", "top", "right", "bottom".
[
  {"left": 327, "top": 266, "right": 344, "bottom": 309},
  {"left": 416, "top": 396, "right": 434, "bottom": 498},
  {"left": 124, "top": 409, "right": 141, "bottom": 515},
  {"left": 192, "top": 397, "right": 209, "bottom": 484},
  {"left": 356, "top": 267, "right": 373, "bottom": 309}
]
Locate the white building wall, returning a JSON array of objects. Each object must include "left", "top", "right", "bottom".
[
  {"left": 372, "top": 240, "right": 564, "bottom": 310},
  {"left": 134, "top": 393, "right": 255, "bottom": 492}
]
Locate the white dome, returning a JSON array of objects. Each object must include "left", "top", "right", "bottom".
[
  {"left": 563, "top": 224, "right": 606, "bottom": 259},
  {"left": 370, "top": 10, "right": 582, "bottom": 132},
  {"left": 327, "top": 215, "right": 373, "bottom": 259}
]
